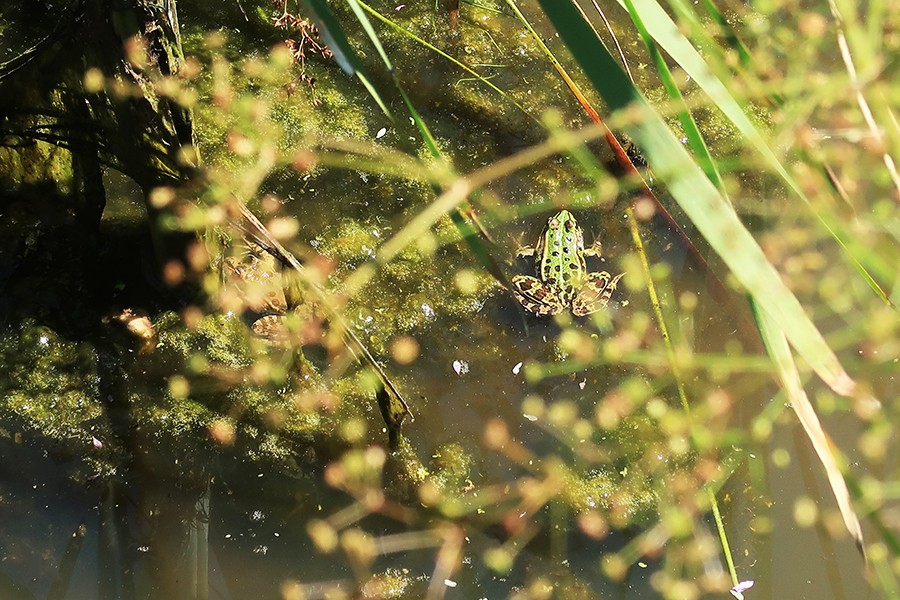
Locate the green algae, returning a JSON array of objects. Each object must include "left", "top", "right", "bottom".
[
  {"left": 360, "top": 567, "right": 420, "bottom": 599},
  {"left": 559, "top": 465, "right": 657, "bottom": 525},
  {"left": 0, "top": 300, "right": 429, "bottom": 488},
  {"left": 428, "top": 441, "right": 474, "bottom": 491},
  {"left": 0, "top": 320, "right": 114, "bottom": 478},
  {"left": 3, "top": 1, "right": 733, "bottom": 582},
  {"left": 157, "top": 311, "right": 253, "bottom": 368},
  {"left": 314, "top": 217, "right": 497, "bottom": 349}
]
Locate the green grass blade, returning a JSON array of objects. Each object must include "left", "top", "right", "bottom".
[
  {"left": 538, "top": 0, "right": 862, "bottom": 398},
  {"left": 355, "top": 71, "right": 394, "bottom": 123},
  {"left": 662, "top": 0, "right": 783, "bottom": 106},
  {"left": 394, "top": 81, "right": 442, "bottom": 158},
  {"left": 628, "top": 204, "right": 740, "bottom": 586},
  {"left": 507, "top": 0, "right": 745, "bottom": 311},
  {"left": 345, "top": 0, "right": 393, "bottom": 71},
  {"left": 620, "top": 0, "right": 727, "bottom": 198},
  {"left": 234, "top": 202, "right": 414, "bottom": 429},
  {"left": 828, "top": 0, "right": 900, "bottom": 195},
  {"left": 583, "top": 0, "right": 635, "bottom": 83},
  {"left": 297, "top": 0, "right": 361, "bottom": 74},
  {"left": 392, "top": 82, "right": 513, "bottom": 287},
  {"left": 753, "top": 301, "right": 865, "bottom": 556},
  {"left": 325, "top": 0, "right": 513, "bottom": 289},
  {"left": 620, "top": 0, "right": 891, "bottom": 304},
  {"left": 355, "top": 0, "right": 535, "bottom": 121},
  {"left": 297, "top": 0, "right": 394, "bottom": 120},
  {"left": 698, "top": 0, "right": 752, "bottom": 65},
  {"left": 621, "top": 0, "right": 787, "bottom": 182}
]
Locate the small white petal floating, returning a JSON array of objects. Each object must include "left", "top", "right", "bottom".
[
  {"left": 452, "top": 360, "right": 469, "bottom": 376},
  {"left": 730, "top": 580, "right": 754, "bottom": 600}
]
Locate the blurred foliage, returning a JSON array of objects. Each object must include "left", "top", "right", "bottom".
[{"left": 0, "top": 0, "right": 897, "bottom": 598}]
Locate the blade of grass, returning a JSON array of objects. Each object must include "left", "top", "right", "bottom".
[
  {"left": 355, "top": 0, "right": 536, "bottom": 121},
  {"left": 620, "top": 0, "right": 727, "bottom": 197},
  {"left": 697, "top": 0, "right": 752, "bottom": 65},
  {"left": 504, "top": 0, "right": 734, "bottom": 298},
  {"left": 395, "top": 82, "right": 513, "bottom": 286},
  {"left": 753, "top": 302, "right": 865, "bottom": 557},
  {"left": 233, "top": 201, "right": 414, "bottom": 435},
  {"left": 845, "top": 473, "right": 900, "bottom": 592},
  {"left": 338, "top": 0, "right": 515, "bottom": 290},
  {"left": 346, "top": 0, "right": 393, "bottom": 71},
  {"left": 298, "top": 0, "right": 394, "bottom": 121},
  {"left": 506, "top": 0, "right": 763, "bottom": 348},
  {"left": 791, "top": 426, "right": 853, "bottom": 593},
  {"left": 828, "top": 0, "right": 900, "bottom": 195},
  {"left": 663, "top": 0, "right": 778, "bottom": 108},
  {"left": 627, "top": 204, "right": 740, "bottom": 586},
  {"left": 295, "top": 0, "right": 516, "bottom": 310},
  {"left": 354, "top": 71, "right": 393, "bottom": 122},
  {"left": 377, "top": 124, "right": 610, "bottom": 262},
  {"left": 620, "top": 0, "right": 892, "bottom": 304},
  {"left": 538, "top": 0, "right": 865, "bottom": 400},
  {"left": 585, "top": 0, "right": 635, "bottom": 83},
  {"left": 503, "top": 1, "right": 610, "bottom": 138},
  {"left": 298, "top": 0, "right": 357, "bottom": 74}
]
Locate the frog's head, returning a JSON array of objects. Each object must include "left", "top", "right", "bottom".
[
  {"left": 551, "top": 210, "right": 576, "bottom": 227},
  {"left": 545, "top": 210, "right": 584, "bottom": 247}
]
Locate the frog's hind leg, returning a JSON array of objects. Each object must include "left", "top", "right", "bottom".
[
  {"left": 572, "top": 271, "right": 625, "bottom": 316},
  {"left": 512, "top": 275, "right": 565, "bottom": 316}
]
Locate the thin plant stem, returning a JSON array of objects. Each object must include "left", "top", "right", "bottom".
[
  {"left": 626, "top": 204, "right": 740, "bottom": 586},
  {"left": 707, "top": 488, "right": 738, "bottom": 585},
  {"left": 828, "top": 0, "right": 900, "bottom": 195}
]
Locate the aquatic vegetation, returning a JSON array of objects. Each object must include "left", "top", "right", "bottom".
[
  {"left": 0, "top": 0, "right": 896, "bottom": 598},
  {"left": 0, "top": 321, "right": 110, "bottom": 477}
]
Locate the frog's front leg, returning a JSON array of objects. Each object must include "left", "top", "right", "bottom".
[
  {"left": 583, "top": 239, "right": 602, "bottom": 257},
  {"left": 512, "top": 275, "right": 565, "bottom": 316},
  {"left": 572, "top": 271, "right": 625, "bottom": 316},
  {"left": 516, "top": 244, "right": 537, "bottom": 258}
]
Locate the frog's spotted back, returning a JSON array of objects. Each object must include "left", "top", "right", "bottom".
[{"left": 513, "top": 211, "right": 625, "bottom": 317}]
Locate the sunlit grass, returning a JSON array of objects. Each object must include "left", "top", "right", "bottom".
[
  {"left": 3, "top": 0, "right": 893, "bottom": 597},
  {"left": 219, "top": 0, "right": 898, "bottom": 597}
]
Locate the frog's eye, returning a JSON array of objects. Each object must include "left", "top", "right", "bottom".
[
  {"left": 564, "top": 220, "right": 575, "bottom": 230},
  {"left": 549, "top": 218, "right": 560, "bottom": 229}
]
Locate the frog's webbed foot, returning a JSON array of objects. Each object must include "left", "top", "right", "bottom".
[
  {"left": 583, "top": 240, "right": 603, "bottom": 257},
  {"left": 572, "top": 271, "right": 625, "bottom": 317},
  {"left": 512, "top": 275, "right": 565, "bottom": 316},
  {"left": 516, "top": 244, "right": 537, "bottom": 258}
]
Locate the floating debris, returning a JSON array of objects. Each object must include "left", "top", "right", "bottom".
[
  {"left": 730, "top": 580, "right": 754, "bottom": 600},
  {"left": 421, "top": 303, "right": 436, "bottom": 318}
]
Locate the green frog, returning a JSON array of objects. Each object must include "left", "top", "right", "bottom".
[{"left": 512, "top": 210, "right": 625, "bottom": 317}]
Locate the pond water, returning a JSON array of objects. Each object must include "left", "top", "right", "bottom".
[{"left": 0, "top": 0, "right": 883, "bottom": 599}]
